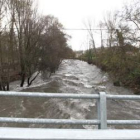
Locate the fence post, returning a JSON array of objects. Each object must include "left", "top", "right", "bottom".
[{"left": 97, "top": 92, "right": 107, "bottom": 129}]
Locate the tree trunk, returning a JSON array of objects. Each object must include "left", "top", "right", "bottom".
[
  {"left": 6, "top": 82, "right": 9, "bottom": 91},
  {"left": 20, "top": 73, "right": 25, "bottom": 87},
  {"left": 2, "top": 85, "right": 6, "bottom": 91},
  {"left": 27, "top": 72, "right": 40, "bottom": 87}
]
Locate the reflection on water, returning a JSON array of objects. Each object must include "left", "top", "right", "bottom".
[{"left": 0, "top": 59, "right": 140, "bottom": 129}]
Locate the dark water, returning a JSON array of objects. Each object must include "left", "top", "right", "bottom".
[{"left": 0, "top": 60, "right": 140, "bottom": 129}]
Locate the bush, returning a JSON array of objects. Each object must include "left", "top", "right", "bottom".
[{"left": 81, "top": 46, "right": 140, "bottom": 89}]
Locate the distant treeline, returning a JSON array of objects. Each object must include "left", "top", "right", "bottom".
[
  {"left": 79, "top": 0, "right": 140, "bottom": 94},
  {"left": 0, "top": 0, "right": 75, "bottom": 90}
]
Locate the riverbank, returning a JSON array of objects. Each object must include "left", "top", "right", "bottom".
[{"left": 79, "top": 47, "right": 140, "bottom": 94}]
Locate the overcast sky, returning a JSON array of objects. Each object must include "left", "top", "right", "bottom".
[{"left": 38, "top": 0, "right": 131, "bottom": 51}]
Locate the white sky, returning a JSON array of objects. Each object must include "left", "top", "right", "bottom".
[{"left": 38, "top": 0, "right": 131, "bottom": 51}]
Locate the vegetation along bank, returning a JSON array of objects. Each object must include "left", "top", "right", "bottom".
[{"left": 79, "top": 0, "right": 140, "bottom": 94}]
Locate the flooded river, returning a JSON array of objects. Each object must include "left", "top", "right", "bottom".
[{"left": 0, "top": 59, "right": 140, "bottom": 129}]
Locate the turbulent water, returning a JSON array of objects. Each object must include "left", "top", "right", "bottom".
[{"left": 0, "top": 59, "right": 140, "bottom": 129}]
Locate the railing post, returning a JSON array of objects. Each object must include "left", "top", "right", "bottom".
[{"left": 97, "top": 92, "right": 107, "bottom": 129}]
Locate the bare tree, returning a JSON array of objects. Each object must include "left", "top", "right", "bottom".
[
  {"left": 84, "top": 20, "right": 97, "bottom": 55},
  {"left": 123, "top": 0, "right": 140, "bottom": 30},
  {"left": 0, "top": 0, "right": 10, "bottom": 90},
  {"left": 103, "top": 12, "right": 117, "bottom": 48},
  {"left": 98, "top": 21, "right": 104, "bottom": 49},
  {"left": 0, "top": 0, "right": 74, "bottom": 90},
  {"left": 121, "top": 0, "right": 140, "bottom": 44},
  {"left": 9, "top": 0, "right": 37, "bottom": 87}
]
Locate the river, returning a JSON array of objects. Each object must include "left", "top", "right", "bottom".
[{"left": 0, "top": 59, "right": 140, "bottom": 129}]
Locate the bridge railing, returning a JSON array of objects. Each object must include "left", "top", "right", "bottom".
[{"left": 0, "top": 91, "right": 140, "bottom": 129}]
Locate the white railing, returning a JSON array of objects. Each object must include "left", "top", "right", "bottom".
[
  {"left": 0, "top": 91, "right": 140, "bottom": 139},
  {"left": 0, "top": 91, "right": 140, "bottom": 129}
]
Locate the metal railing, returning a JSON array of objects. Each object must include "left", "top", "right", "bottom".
[{"left": 0, "top": 91, "right": 140, "bottom": 129}]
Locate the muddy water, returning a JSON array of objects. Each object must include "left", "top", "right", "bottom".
[{"left": 0, "top": 59, "right": 140, "bottom": 129}]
